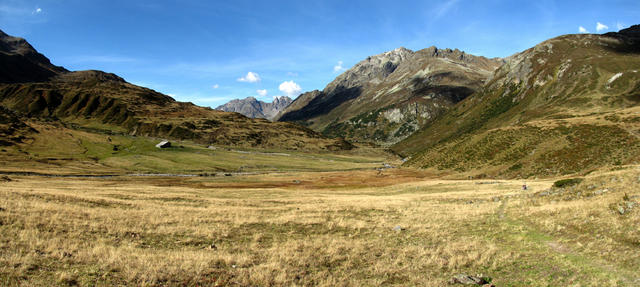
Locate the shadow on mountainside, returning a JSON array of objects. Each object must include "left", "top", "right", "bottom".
[
  {"left": 278, "top": 86, "right": 362, "bottom": 121},
  {"left": 603, "top": 25, "right": 640, "bottom": 54}
]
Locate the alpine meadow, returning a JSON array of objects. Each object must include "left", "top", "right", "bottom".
[{"left": 1, "top": 1, "right": 639, "bottom": 286}]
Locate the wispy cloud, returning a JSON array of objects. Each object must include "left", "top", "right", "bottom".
[
  {"left": 578, "top": 26, "right": 589, "bottom": 33},
  {"left": 617, "top": 22, "right": 625, "bottom": 31},
  {"left": 257, "top": 89, "right": 268, "bottom": 97},
  {"left": 212, "top": 84, "right": 219, "bottom": 89},
  {"left": 32, "top": 7, "right": 41, "bottom": 14},
  {"left": 333, "top": 61, "right": 345, "bottom": 73},
  {"left": 237, "top": 71, "right": 261, "bottom": 83},
  {"left": 279, "top": 80, "right": 302, "bottom": 97},
  {"left": 596, "top": 22, "right": 608, "bottom": 32},
  {"left": 433, "top": 0, "right": 460, "bottom": 20},
  {"left": 0, "top": 5, "right": 28, "bottom": 15}
]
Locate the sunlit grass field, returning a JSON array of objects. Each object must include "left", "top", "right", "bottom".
[{"left": 1, "top": 166, "right": 638, "bottom": 286}]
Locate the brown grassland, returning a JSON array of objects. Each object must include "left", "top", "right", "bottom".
[{"left": 1, "top": 164, "right": 639, "bottom": 286}]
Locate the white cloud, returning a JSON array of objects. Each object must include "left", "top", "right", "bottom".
[
  {"left": 617, "top": 22, "right": 625, "bottom": 31},
  {"left": 279, "top": 81, "right": 302, "bottom": 97},
  {"left": 256, "top": 89, "right": 268, "bottom": 97},
  {"left": 212, "top": 84, "right": 219, "bottom": 89},
  {"left": 596, "top": 22, "right": 608, "bottom": 32},
  {"left": 578, "top": 26, "right": 589, "bottom": 33},
  {"left": 33, "top": 7, "right": 41, "bottom": 14},
  {"left": 333, "top": 61, "right": 345, "bottom": 73},
  {"left": 237, "top": 71, "right": 261, "bottom": 83}
]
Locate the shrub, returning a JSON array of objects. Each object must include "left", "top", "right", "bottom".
[{"left": 553, "top": 178, "right": 584, "bottom": 188}]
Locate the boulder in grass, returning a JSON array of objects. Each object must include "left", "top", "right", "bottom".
[
  {"left": 155, "top": 140, "right": 171, "bottom": 148},
  {"left": 449, "top": 274, "right": 492, "bottom": 285}
]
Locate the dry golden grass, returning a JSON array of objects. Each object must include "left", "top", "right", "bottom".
[{"left": 0, "top": 167, "right": 639, "bottom": 286}]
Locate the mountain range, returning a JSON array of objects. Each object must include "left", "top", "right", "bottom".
[
  {"left": 2, "top": 25, "right": 640, "bottom": 178},
  {"left": 275, "top": 47, "right": 503, "bottom": 144},
  {"left": 0, "top": 29, "right": 349, "bottom": 151},
  {"left": 216, "top": 96, "right": 292, "bottom": 120},
  {"left": 269, "top": 24, "right": 640, "bottom": 177}
]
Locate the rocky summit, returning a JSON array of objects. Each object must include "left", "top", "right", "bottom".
[
  {"left": 216, "top": 96, "right": 292, "bottom": 120},
  {"left": 275, "top": 46, "right": 503, "bottom": 145}
]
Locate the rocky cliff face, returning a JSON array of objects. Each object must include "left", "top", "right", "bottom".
[
  {"left": 216, "top": 96, "right": 292, "bottom": 120},
  {"left": 394, "top": 25, "right": 640, "bottom": 177},
  {"left": 276, "top": 46, "right": 503, "bottom": 145}
]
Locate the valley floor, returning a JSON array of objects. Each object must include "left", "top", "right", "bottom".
[{"left": 1, "top": 166, "right": 639, "bottom": 286}]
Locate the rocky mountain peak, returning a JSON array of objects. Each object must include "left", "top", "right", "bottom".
[
  {"left": 324, "top": 47, "right": 415, "bottom": 93},
  {"left": 272, "top": 96, "right": 289, "bottom": 105},
  {"left": 277, "top": 45, "right": 504, "bottom": 143},
  {"left": 216, "top": 96, "right": 292, "bottom": 120}
]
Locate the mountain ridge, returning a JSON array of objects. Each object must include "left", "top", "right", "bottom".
[
  {"left": 0, "top": 29, "right": 68, "bottom": 83},
  {"left": 393, "top": 25, "right": 640, "bottom": 177},
  {"left": 275, "top": 45, "right": 503, "bottom": 144},
  {"left": 216, "top": 96, "right": 292, "bottom": 120}
]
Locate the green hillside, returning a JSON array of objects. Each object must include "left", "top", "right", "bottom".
[{"left": 393, "top": 25, "right": 640, "bottom": 177}]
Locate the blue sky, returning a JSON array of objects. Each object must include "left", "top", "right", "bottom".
[{"left": 1, "top": 0, "right": 638, "bottom": 108}]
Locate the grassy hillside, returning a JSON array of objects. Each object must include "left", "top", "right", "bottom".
[
  {"left": 0, "top": 70, "right": 348, "bottom": 151},
  {"left": 0, "top": 120, "right": 391, "bottom": 175},
  {"left": 0, "top": 29, "right": 350, "bottom": 152},
  {"left": 393, "top": 26, "right": 640, "bottom": 177}
]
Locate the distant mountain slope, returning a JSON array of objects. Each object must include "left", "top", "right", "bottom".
[
  {"left": 0, "top": 29, "right": 349, "bottom": 151},
  {"left": 393, "top": 25, "right": 640, "bottom": 177},
  {"left": 276, "top": 47, "right": 503, "bottom": 144},
  {"left": 216, "top": 96, "right": 292, "bottom": 120}
]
